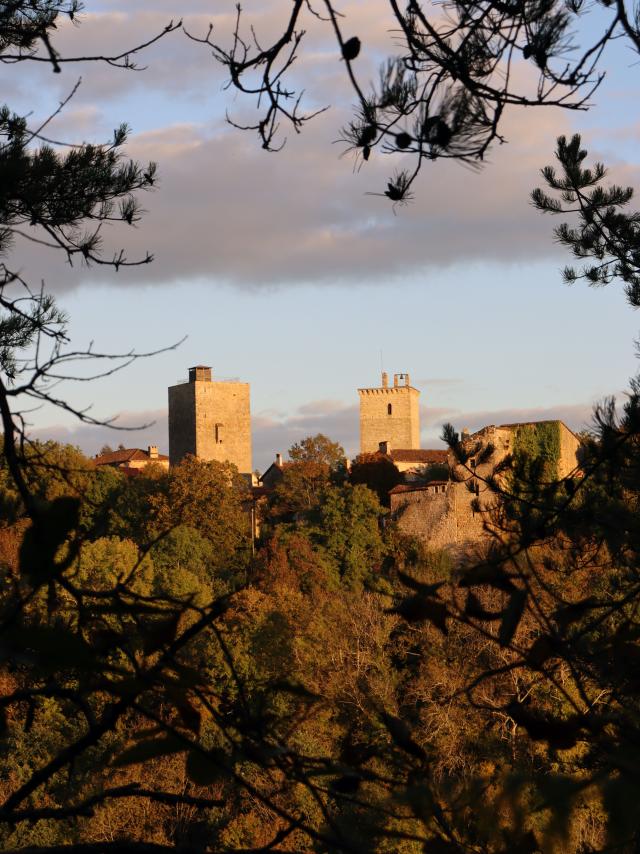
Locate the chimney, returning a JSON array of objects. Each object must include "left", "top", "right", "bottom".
[
  {"left": 379, "top": 440, "right": 390, "bottom": 455},
  {"left": 148, "top": 445, "right": 159, "bottom": 459},
  {"left": 188, "top": 365, "right": 212, "bottom": 383},
  {"left": 381, "top": 371, "right": 389, "bottom": 389},
  {"left": 276, "top": 452, "right": 283, "bottom": 467},
  {"left": 461, "top": 428, "right": 470, "bottom": 440}
]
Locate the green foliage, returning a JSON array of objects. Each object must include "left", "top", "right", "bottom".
[
  {"left": 512, "top": 421, "right": 561, "bottom": 481},
  {"left": 288, "top": 433, "right": 345, "bottom": 469},
  {"left": 0, "top": 103, "right": 156, "bottom": 265},
  {"left": 75, "top": 535, "right": 153, "bottom": 592},
  {"left": 149, "top": 524, "right": 229, "bottom": 600},
  {"left": 420, "top": 463, "right": 450, "bottom": 483},
  {"left": 310, "top": 483, "right": 386, "bottom": 590},
  {"left": 532, "top": 134, "right": 640, "bottom": 307},
  {"left": 270, "top": 434, "right": 346, "bottom": 518},
  {"left": 78, "top": 463, "right": 124, "bottom": 537}
]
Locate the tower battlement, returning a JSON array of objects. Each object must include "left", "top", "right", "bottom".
[{"left": 358, "top": 371, "right": 420, "bottom": 454}]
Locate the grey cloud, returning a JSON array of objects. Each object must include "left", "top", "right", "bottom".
[
  {"left": 31, "top": 408, "right": 170, "bottom": 459},
  {"left": 252, "top": 403, "right": 360, "bottom": 467},
  {"left": 21, "top": 2, "right": 390, "bottom": 107},
  {"left": 14, "top": 102, "right": 583, "bottom": 294},
  {"left": 33, "top": 397, "right": 602, "bottom": 476},
  {"left": 296, "top": 399, "right": 351, "bottom": 416},
  {"left": 31, "top": 400, "right": 360, "bottom": 473},
  {"left": 9, "top": 2, "right": 640, "bottom": 297},
  {"left": 8, "top": 2, "right": 620, "bottom": 293}
]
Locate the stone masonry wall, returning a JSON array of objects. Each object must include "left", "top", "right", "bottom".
[
  {"left": 359, "top": 386, "right": 420, "bottom": 453},
  {"left": 168, "top": 382, "right": 196, "bottom": 468},
  {"left": 391, "top": 482, "right": 486, "bottom": 555},
  {"left": 168, "top": 379, "right": 252, "bottom": 474},
  {"left": 558, "top": 425, "right": 580, "bottom": 478},
  {"left": 390, "top": 420, "right": 580, "bottom": 556},
  {"left": 194, "top": 381, "right": 252, "bottom": 475}
]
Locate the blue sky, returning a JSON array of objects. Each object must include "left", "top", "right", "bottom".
[{"left": 9, "top": 2, "right": 640, "bottom": 470}]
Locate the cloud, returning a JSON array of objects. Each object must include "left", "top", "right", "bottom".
[
  {"left": 33, "top": 396, "right": 603, "bottom": 476},
  {"left": 252, "top": 402, "right": 359, "bottom": 465},
  {"left": 30, "top": 399, "right": 360, "bottom": 472},
  {"left": 11, "top": 2, "right": 638, "bottom": 292},
  {"left": 422, "top": 401, "right": 599, "bottom": 444},
  {"left": 15, "top": 102, "right": 586, "bottom": 293},
  {"left": 30, "top": 408, "right": 169, "bottom": 460},
  {"left": 296, "top": 399, "right": 350, "bottom": 416}
]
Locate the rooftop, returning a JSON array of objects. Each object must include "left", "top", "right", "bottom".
[
  {"left": 390, "top": 449, "right": 449, "bottom": 464},
  {"left": 389, "top": 480, "right": 449, "bottom": 495},
  {"left": 94, "top": 448, "right": 169, "bottom": 466}
]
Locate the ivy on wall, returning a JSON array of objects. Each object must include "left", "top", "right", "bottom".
[{"left": 512, "top": 421, "right": 561, "bottom": 481}]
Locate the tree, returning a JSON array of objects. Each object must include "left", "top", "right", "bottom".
[
  {"left": 349, "top": 451, "right": 402, "bottom": 507},
  {"left": 375, "top": 138, "right": 640, "bottom": 847},
  {"left": 147, "top": 455, "right": 251, "bottom": 579},
  {"left": 288, "top": 433, "right": 346, "bottom": 469},
  {"left": 0, "top": 11, "right": 403, "bottom": 848},
  {"left": 270, "top": 433, "right": 346, "bottom": 517},
  {"left": 0, "top": 4, "right": 182, "bottom": 540},
  {"left": 0, "top": 8, "right": 260, "bottom": 848},
  {"left": 192, "top": 1, "right": 640, "bottom": 203},
  {"left": 310, "top": 483, "right": 387, "bottom": 591},
  {"left": 532, "top": 133, "right": 640, "bottom": 308},
  {"left": 7, "top": 3, "right": 640, "bottom": 850}
]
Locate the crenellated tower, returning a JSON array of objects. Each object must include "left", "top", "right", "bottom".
[{"left": 358, "top": 371, "right": 420, "bottom": 454}]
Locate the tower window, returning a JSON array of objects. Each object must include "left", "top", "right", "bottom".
[
  {"left": 387, "top": 403, "right": 392, "bottom": 415},
  {"left": 215, "top": 423, "right": 223, "bottom": 444}
]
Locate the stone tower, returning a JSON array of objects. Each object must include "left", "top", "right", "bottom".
[
  {"left": 358, "top": 372, "right": 420, "bottom": 454},
  {"left": 168, "top": 365, "right": 252, "bottom": 474}
]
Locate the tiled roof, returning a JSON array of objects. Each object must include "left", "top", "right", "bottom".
[
  {"left": 389, "top": 480, "right": 449, "bottom": 495},
  {"left": 390, "top": 449, "right": 449, "bottom": 464},
  {"left": 94, "top": 448, "right": 168, "bottom": 466},
  {"left": 260, "top": 460, "right": 293, "bottom": 481}
]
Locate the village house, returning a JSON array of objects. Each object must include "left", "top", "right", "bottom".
[{"left": 93, "top": 445, "right": 169, "bottom": 477}]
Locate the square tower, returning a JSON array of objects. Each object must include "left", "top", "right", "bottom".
[
  {"left": 168, "top": 365, "right": 252, "bottom": 474},
  {"left": 358, "top": 372, "right": 420, "bottom": 454}
]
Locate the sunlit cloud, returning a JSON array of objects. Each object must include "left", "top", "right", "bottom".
[
  {"left": 11, "top": 2, "right": 639, "bottom": 294},
  {"left": 33, "top": 396, "right": 604, "bottom": 474}
]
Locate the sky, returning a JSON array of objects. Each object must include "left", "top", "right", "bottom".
[{"left": 8, "top": 1, "right": 640, "bottom": 470}]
